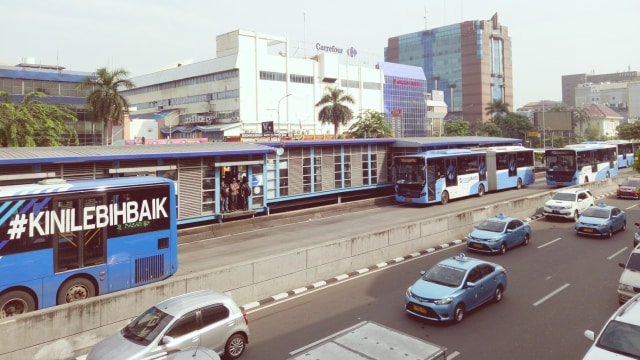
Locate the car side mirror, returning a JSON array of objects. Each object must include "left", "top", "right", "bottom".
[
  {"left": 161, "top": 336, "right": 175, "bottom": 345},
  {"left": 620, "top": 262, "right": 626, "bottom": 268},
  {"left": 584, "top": 330, "right": 595, "bottom": 342},
  {"left": 635, "top": 222, "right": 640, "bottom": 227},
  {"left": 466, "top": 281, "right": 476, "bottom": 288}
]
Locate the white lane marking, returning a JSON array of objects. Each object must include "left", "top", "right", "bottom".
[
  {"left": 537, "top": 237, "right": 562, "bottom": 248},
  {"left": 447, "top": 351, "right": 461, "bottom": 359},
  {"left": 609, "top": 247, "right": 628, "bottom": 260},
  {"left": 533, "top": 283, "right": 571, "bottom": 307}
]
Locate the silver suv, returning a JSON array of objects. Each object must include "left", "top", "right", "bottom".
[
  {"left": 543, "top": 188, "right": 594, "bottom": 221},
  {"left": 88, "top": 290, "right": 249, "bottom": 360},
  {"left": 583, "top": 293, "right": 640, "bottom": 359}
]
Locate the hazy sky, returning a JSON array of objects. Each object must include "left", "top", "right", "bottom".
[{"left": 2, "top": 0, "right": 638, "bottom": 109}]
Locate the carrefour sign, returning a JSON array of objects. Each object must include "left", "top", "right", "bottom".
[{"left": 316, "top": 43, "right": 358, "bottom": 58}]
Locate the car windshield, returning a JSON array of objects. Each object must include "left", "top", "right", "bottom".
[
  {"left": 121, "top": 306, "right": 174, "bottom": 346},
  {"left": 551, "top": 192, "right": 577, "bottom": 201},
  {"left": 627, "top": 253, "right": 640, "bottom": 272},
  {"left": 622, "top": 179, "right": 640, "bottom": 187},
  {"left": 582, "top": 208, "right": 610, "bottom": 219},
  {"left": 475, "top": 220, "right": 506, "bottom": 233},
  {"left": 596, "top": 320, "right": 640, "bottom": 358},
  {"left": 423, "top": 264, "right": 466, "bottom": 287}
]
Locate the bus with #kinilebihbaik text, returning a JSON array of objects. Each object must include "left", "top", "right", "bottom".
[{"left": 0, "top": 176, "right": 178, "bottom": 318}]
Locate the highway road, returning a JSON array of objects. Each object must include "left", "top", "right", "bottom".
[
  {"left": 177, "top": 176, "right": 554, "bottom": 274},
  {"left": 236, "top": 194, "right": 639, "bottom": 360}
]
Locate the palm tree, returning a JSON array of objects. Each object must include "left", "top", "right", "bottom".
[
  {"left": 315, "top": 87, "right": 355, "bottom": 136},
  {"left": 76, "top": 67, "right": 135, "bottom": 145},
  {"left": 484, "top": 99, "right": 511, "bottom": 120},
  {"left": 572, "top": 106, "right": 591, "bottom": 137}
]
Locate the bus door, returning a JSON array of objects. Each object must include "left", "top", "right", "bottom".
[
  {"left": 445, "top": 158, "right": 458, "bottom": 188},
  {"left": 508, "top": 154, "right": 517, "bottom": 177},
  {"left": 426, "top": 164, "right": 437, "bottom": 202},
  {"left": 53, "top": 196, "right": 106, "bottom": 274}
]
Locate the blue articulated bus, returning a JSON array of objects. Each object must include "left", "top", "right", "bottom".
[
  {"left": 545, "top": 143, "right": 618, "bottom": 186},
  {"left": 393, "top": 146, "right": 535, "bottom": 205},
  {"left": 0, "top": 176, "right": 178, "bottom": 318}
]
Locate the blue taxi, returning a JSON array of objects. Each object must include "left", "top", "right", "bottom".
[
  {"left": 575, "top": 202, "right": 626, "bottom": 238},
  {"left": 405, "top": 254, "right": 507, "bottom": 323},
  {"left": 466, "top": 213, "right": 531, "bottom": 255}
]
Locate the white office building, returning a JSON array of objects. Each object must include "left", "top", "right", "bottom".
[{"left": 123, "top": 29, "right": 385, "bottom": 141}]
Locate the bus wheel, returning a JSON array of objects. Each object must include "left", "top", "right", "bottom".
[
  {"left": 478, "top": 184, "right": 485, "bottom": 197},
  {"left": 57, "top": 278, "right": 96, "bottom": 305},
  {"left": 441, "top": 191, "right": 450, "bottom": 205},
  {"left": 0, "top": 290, "right": 35, "bottom": 318},
  {"left": 584, "top": 176, "right": 589, "bottom": 183},
  {"left": 606, "top": 171, "right": 610, "bottom": 178},
  {"left": 516, "top": 178, "right": 523, "bottom": 189}
]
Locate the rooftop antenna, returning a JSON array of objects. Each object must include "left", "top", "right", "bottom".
[{"left": 424, "top": 3, "right": 428, "bottom": 29}]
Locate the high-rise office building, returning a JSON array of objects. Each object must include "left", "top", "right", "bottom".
[{"left": 385, "top": 13, "right": 512, "bottom": 128}]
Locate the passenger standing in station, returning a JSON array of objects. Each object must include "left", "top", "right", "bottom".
[
  {"left": 240, "top": 176, "right": 250, "bottom": 211},
  {"left": 229, "top": 178, "right": 239, "bottom": 211},
  {"left": 220, "top": 180, "right": 229, "bottom": 213}
]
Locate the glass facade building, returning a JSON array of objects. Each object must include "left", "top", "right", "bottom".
[
  {"left": 385, "top": 13, "right": 512, "bottom": 127},
  {"left": 377, "top": 62, "right": 428, "bottom": 137}
]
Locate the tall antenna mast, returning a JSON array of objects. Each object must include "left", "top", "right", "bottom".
[{"left": 424, "top": 4, "right": 428, "bottom": 29}]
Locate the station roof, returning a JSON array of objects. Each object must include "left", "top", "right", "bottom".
[{"left": 0, "top": 142, "right": 275, "bottom": 165}]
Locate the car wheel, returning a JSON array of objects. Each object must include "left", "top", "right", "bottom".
[
  {"left": 607, "top": 228, "right": 613, "bottom": 239},
  {"left": 0, "top": 290, "right": 36, "bottom": 318},
  {"left": 441, "top": 190, "right": 449, "bottom": 205},
  {"left": 622, "top": 221, "right": 627, "bottom": 231},
  {"left": 499, "top": 242, "right": 507, "bottom": 255},
  {"left": 478, "top": 184, "right": 485, "bottom": 197},
  {"left": 224, "top": 333, "right": 247, "bottom": 360},
  {"left": 516, "top": 178, "right": 523, "bottom": 190},
  {"left": 573, "top": 210, "right": 579, "bottom": 222},
  {"left": 493, "top": 285, "right": 504, "bottom": 303},
  {"left": 57, "top": 277, "right": 96, "bottom": 305},
  {"left": 523, "top": 233, "right": 530, "bottom": 246},
  {"left": 453, "top": 303, "right": 465, "bottom": 323}
]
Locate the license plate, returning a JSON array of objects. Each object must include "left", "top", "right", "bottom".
[
  {"left": 472, "top": 243, "right": 483, "bottom": 249},
  {"left": 405, "top": 198, "right": 412, "bottom": 203},
  {"left": 412, "top": 304, "right": 427, "bottom": 314},
  {"left": 552, "top": 210, "right": 560, "bottom": 214},
  {"left": 583, "top": 228, "right": 593, "bottom": 233}
]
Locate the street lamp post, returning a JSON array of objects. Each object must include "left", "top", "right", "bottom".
[{"left": 277, "top": 93, "right": 292, "bottom": 137}]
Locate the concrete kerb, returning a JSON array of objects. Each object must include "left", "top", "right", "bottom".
[{"left": 0, "top": 181, "right": 618, "bottom": 360}]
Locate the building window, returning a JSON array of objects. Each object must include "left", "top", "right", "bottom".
[
  {"left": 303, "top": 156, "right": 322, "bottom": 193},
  {"left": 334, "top": 154, "right": 351, "bottom": 188},
  {"left": 362, "top": 153, "right": 377, "bottom": 185}
]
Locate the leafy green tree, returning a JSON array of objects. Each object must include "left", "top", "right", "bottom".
[
  {"left": 444, "top": 120, "right": 470, "bottom": 136},
  {"left": 617, "top": 122, "right": 640, "bottom": 140},
  {"left": 494, "top": 113, "right": 534, "bottom": 140},
  {"left": 0, "top": 91, "right": 78, "bottom": 147},
  {"left": 315, "top": 86, "right": 355, "bottom": 136},
  {"left": 478, "top": 122, "right": 502, "bottom": 136},
  {"left": 484, "top": 99, "right": 510, "bottom": 120},
  {"left": 584, "top": 124, "right": 600, "bottom": 141},
  {"left": 347, "top": 110, "right": 392, "bottom": 138},
  {"left": 76, "top": 67, "right": 135, "bottom": 145}
]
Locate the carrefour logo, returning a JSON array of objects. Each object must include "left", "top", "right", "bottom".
[{"left": 315, "top": 43, "right": 358, "bottom": 58}]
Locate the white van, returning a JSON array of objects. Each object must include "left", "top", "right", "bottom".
[
  {"left": 583, "top": 293, "right": 640, "bottom": 359},
  {"left": 618, "top": 244, "right": 640, "bottom": 304}
]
